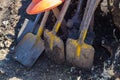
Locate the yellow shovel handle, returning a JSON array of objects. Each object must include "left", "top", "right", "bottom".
[
  {"left": 50, "top": 0, "right": 71, "bottom": 50},
  {"left": 52, "top": 0, "right": 71, "bottom": 34},
  {"left": 78, "top": 0, "right": 100, "bottom": 44},
  {"left": 36, "top": 11, "right": 50, "bottom": 41}
]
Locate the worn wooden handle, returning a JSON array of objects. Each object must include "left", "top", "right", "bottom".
[
  {"left": 36, "top": 11, "right": 50, "bottom": 41},
  {"left": 78, "top": 0, "right": 100, "bottom": 44},
  {"left": 52, "top": 0, "right": 71, "bottom": 34}
]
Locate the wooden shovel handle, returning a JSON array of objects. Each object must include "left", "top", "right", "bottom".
[
  {"left": 52, "top": 0, "right": 71, "bottom": 34},
  {"left": 78, "top": 0, "right": 100, "bottom": 44},
  {"left": 52, "top": 8, "right": 60, "bottom": 19},
  {"left": 52, "top": 8, "right": 66, "bottom": 26},
  {"left": 36, "top": 11, "right": 50, "bottom": 40}
]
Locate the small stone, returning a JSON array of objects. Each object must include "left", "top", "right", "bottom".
[
  {"left": 0, "top": 69, "right": 5, "bottom": 75},
  {"left": 0, "top": 49, "right": 7, "bottom": 54},
  {"left": 70, "top": 67, "right": 76, "bottom": 72},
  {"left": 0, "top": 49, "right": 8, "bottom": 60},
  {"left": 77, "top": 76, "right": 81, "bottom": 80},
  {"left": 2, "top": 20, "right": 9, "bottom": 27},
  {"left": 4, "top": 40, "right": 12, "bottom": 48},
  {"left": 107, "top": 70, "right": 115, "bottom": 76},
  {"left": 91, "top": 66, "right": 94, "bottom": 71},
  {"left": 0, "top": 42, "right": 4, "bottom": 48}
]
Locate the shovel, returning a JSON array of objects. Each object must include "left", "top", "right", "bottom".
[
  {"left": 66, "top": 0, "right": 100, "bottom": 69},
  {"left": 17, "top": 14, "right": 42, "bottom": 43},
  {"left": 14, "top": 7, "right": 65, "bottom": 67},
  {"left": 44, "top": 0, "right": 71, "bottom": 64},
  {"left": 14, "top": 11, "right": 50, "bottom": 67}
]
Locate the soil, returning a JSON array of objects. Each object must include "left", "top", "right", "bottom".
[{"left": 0, "top": 0, "right": 120, "bottom": 80}]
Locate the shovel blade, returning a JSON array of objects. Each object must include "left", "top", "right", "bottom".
[
  {"left": 14, "top": 33, "right": 44, "bottom": 67},
  {"left": 66, "top": 39, "right": 94, "bottom": 69},
  {"left": 44, "top": 30, "right": 65, "bottom": 64}
]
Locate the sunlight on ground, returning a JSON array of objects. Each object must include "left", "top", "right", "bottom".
[
  {"left": 9, "top": 77, "right": 22, "bottom": 80},
  {"left": 0, "top": 49, "right": 8, "bottom": 60}
]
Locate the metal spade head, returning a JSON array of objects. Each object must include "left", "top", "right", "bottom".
[
  {"left": 66, "top": 38, "right": 94, "bottom": 69},
  {"left": 14, "top": 11, "right": 50, "bottom": 67},
  {"left": 14, "top": 33, "right": 45, "bottom": 67},
  {"left": 44, "top": 30, "right": 65, "bottom": 64}
]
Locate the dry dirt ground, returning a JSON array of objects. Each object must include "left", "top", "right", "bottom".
[{"left": 0, "top": 0, "right": 120, "bottom": 80}]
